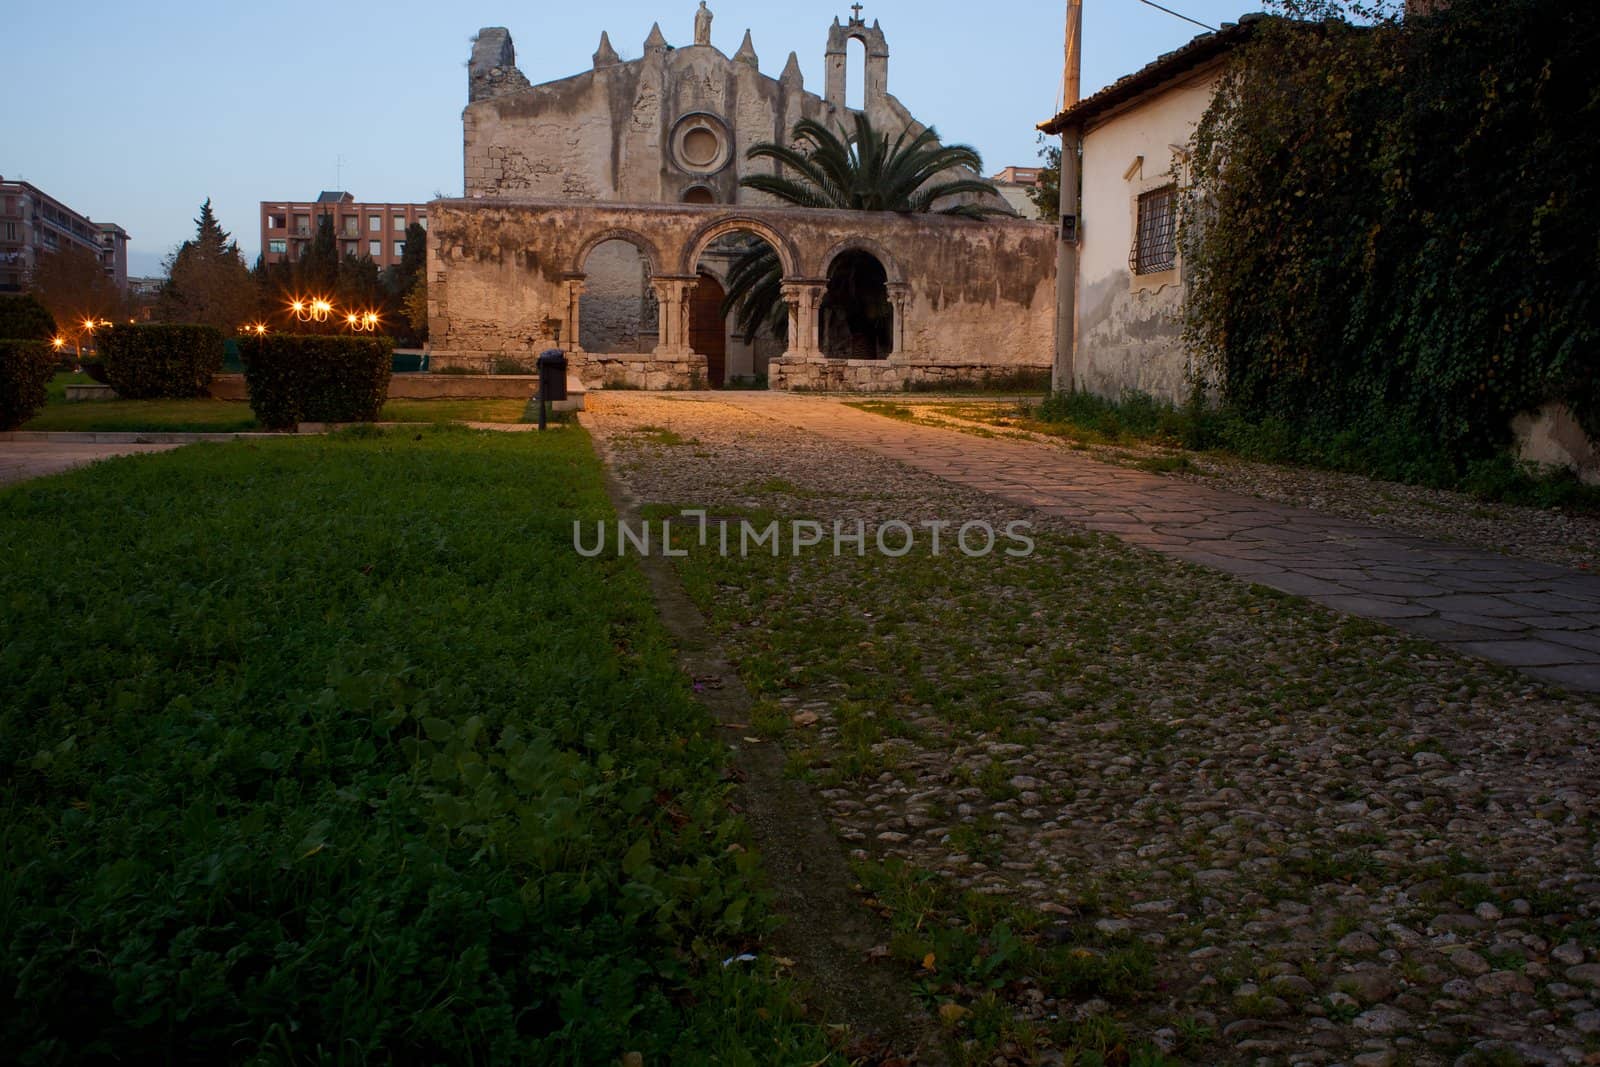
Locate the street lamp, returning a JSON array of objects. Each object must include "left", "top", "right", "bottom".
[{"left": 288, "top": 296, "right": 334, "bottom": 324}]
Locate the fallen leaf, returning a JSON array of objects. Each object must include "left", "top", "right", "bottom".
[
  {"left": 791, "top": 710, "right": 820, "bottom": 727},
  {"left": 922, "top": 952, "right": 937, "bottom": 972},
  {"left": 938, "top": 1002, "right": 969, "bottom": 1024},
  {"left": 865, "top": 944, "right": 890, "bottom": 961}
]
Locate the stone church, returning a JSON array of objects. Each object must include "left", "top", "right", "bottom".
[{"left": 427, "top": 5, "right": 1058, "bottom": 390}]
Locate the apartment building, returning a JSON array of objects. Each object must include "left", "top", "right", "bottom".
[
  {"left": 990, "top": 166, "right": 1046, "bottom": 221},
  {"left": 258, "top": 192, "right": 427, "bottom": 271},
  {"left": 97, "top": 223, "right": 129, "bottom": 290},
  {"left": 0, "top": 174, "right": 129, "bottom": 292}
]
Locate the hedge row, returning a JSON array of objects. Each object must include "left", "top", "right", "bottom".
[
  {"left": 239, "top": 334, "right": 393, "bottom": 430},
  {"left": 0, "top": 340, "right": 56, "bottom": 431},
  {"left": 101, "top": 324, "right": 224, "bottom": 399}
]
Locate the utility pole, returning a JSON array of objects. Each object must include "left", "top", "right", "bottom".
[{"left": 1053, "top": 0, "right": 1083, "bottom": 394}]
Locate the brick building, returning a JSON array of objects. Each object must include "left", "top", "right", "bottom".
[{"left": 258, "top": 192, "right": 427, "bottom": 271}]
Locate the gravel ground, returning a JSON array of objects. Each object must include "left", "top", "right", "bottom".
[
  {"left": 587, "top": 394, "right": 1600, "bottom": 1067},
  {"left": 880, "top": 401, "right": 1600, "bottom": 573}
]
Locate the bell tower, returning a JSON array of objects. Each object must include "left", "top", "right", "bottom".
[{"left": 824, "top": 5, "right": 890, "bottom": 113}]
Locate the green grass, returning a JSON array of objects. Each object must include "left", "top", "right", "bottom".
[
  {"left": 0, "top": 427, "right": 830, "bottom": 1063},
  {"left": 22, "top": 375, "right": 534, "bottom": 431},
  {"left": 23, "top": 396, "right": 262, "bottom": 431},
  {"left": 939, "top": 389, "right": 1600, "bottom": 514}
]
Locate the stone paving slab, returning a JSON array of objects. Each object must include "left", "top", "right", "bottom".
[
  {"left": 704, "top": 392, "right": 1600, "bottom": 693},
  {"left": 0, "top": 442, "right": 185, "bottom": 486}
]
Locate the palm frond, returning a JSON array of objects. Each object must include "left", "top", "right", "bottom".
[{"left": 726, "top": 113, "right": 1006, "bottom": 336}]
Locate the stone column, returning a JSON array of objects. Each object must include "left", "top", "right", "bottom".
[
  {"left": 562, "top": 273, "right": 585, "bottom": 353},
  {"left": 652, "top": 278, "right": 678, "bottom": 354},
  {"left": 780, "top": 280, "right": 826, "bottom": 359},
  {"left": 651, "top": 276, "right": 699, "bottom": 355},
  {"left": 886, "top": 282, "right": 910, "bottom": 357}
]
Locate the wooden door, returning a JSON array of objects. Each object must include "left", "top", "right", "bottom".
[{"left": 688, "top": 272, "right": 727, "bottom": 388}]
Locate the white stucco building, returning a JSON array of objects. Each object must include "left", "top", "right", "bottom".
[{"left": 1039, "top": 17, "right": 1261, "bottom": 404}]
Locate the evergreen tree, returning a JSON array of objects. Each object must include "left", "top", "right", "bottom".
[
  {"left": 158, "top": 198, "right": 257, "bottom": 329},
  {"left": 397, "top": 222, "right": 427, "bottom": 292},
  {"left": 296, "top": 215, "right": 340, "bottom": 295}
]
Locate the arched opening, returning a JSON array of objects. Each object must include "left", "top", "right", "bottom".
[
  {"left": 820, "top": 249, "right": 892, "bottom": 359},
  {"left": 689, "top": 271, "right": 727, "bottom": 387},
  {"left": 579, "top": 239, "right": 656, "bottom": 353},
  {"left": 846, "top": 37, "right": 866, "bottom": 112},
  {"left": 682, "top": 186, "right": 716, "bottom": 204},
  {"left": 692, "top": 230, "right": 784, "bottom": 387}
]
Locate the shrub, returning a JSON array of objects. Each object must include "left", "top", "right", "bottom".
[
  {"left": 240, "top": 334, "right": 394, "bottom": 429},
  {"left": 0, "top": 340, "right": 56, "bottom": 430},
  {"left": 1183, "top": 0, "right": 1600, "bottom": 469},
  {"left": 0, "top": 295, "right": 57, "bottom": 342},
  {"left": 100, "top": 323, "right": 224, "bottom": 398}
]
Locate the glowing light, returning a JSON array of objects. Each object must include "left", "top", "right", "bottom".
[
  {"left": 289, "top": 297, "right": 333, "bottom": 324},
  {"left": 52, "top": 336, "right": 67, "bottom": 350}
]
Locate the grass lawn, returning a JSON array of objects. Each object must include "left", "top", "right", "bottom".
[
  {"left": 0, "top": 426, "right": 828, "bottom": 1063},
  {"left": 22, "top": 383, "right": 532, "bottom": 432},
  {"left": 858, "top": 392, "right": 1600, "bottom": 514}
]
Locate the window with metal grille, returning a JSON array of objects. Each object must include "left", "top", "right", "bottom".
[{"left": 1130, "top": 185, "right": 1177, "bottom": 275}]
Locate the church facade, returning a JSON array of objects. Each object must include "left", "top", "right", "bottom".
[{"left": 426, "top": 5, "right": 1058, "bottom": 391}]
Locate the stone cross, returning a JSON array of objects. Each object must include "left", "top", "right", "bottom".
[
  {"left": 695, "top": 2, "right": 713, "bottom": 45},
  {"left": 850, "top": 3, "right": 864, "bottom": 21}
]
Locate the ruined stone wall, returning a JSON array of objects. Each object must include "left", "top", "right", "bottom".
[
  {"left": 465, "top": 34, "right": 820, "bottom": 206},
  {"left": 579, "top": 241, "right": 657, "bottom": 353},
  {"left": 461, "top": 19, "right": 1006, "bottom": 216},
  {"left": 426, "top": 199, "right": 1055, "bottom": 389},
  {"left": 1074, "top": 69, "right": 1220, "bottom": 404}
]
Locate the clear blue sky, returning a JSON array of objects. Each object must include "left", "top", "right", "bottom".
[{"left": 6, "top": 0, "right": 1253, "bottom": 275}]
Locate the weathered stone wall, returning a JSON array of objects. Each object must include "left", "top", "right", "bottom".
[
  {"left": 1074, "top": 68, "right": 1220, "bottom": 404},
  {"left": 427, "top": 199, "right": 1056, "bottom": 391},
  {"left": 578, "top": 240, "right": 657, "bottom": 353},
  {"left": 462, "top": 15, "right": 1002, "bottom": 214}
]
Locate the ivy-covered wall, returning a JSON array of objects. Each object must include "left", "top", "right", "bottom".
[{"left": 1182, "top": 0, "right": 1599, "bottom": 470}]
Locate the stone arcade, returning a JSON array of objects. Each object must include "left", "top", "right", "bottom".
[{"left": 425, "top": 5, "right": 1057, "bottom": 391}]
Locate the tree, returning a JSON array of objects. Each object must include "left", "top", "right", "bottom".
[
  {"left": 402, "top": 280, "right": 428, "bottom": 341},
  {"left": 397, "top": 222, "right": 426, "bottom": 293},
  {"left": 28, "top": 245, "right": 125, "bottom": 329},
  {"left": 726, "top": 112, "right": 1006, "bottom": 343},
  {"left": 158, "top": 198, "right": 257, "bottom": 330},
  {"left": 1029, "top": 138, "right": 1062, "bottom": 222},
  {"left": 295, "top": 214, "right": 340, "bottom": 296},
  {"left": 0, "top": 294, "right": 58, "bottom": 340}
]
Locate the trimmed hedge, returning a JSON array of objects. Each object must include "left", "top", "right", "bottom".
[
  {"left": 101, "top": 324, "right": 224, "bottom": 399},
  {"left": 0, "top": 295, "right": 57, "bottom": 342},
  {"left": 240, "top": 334, "right": 394, "bottom": 430},
  {"left": 0, "top": 340, "right": 56, "bottom": 431}
]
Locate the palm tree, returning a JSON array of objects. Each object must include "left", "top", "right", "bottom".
[{"left": 721, "top": 112, "right": 1008, "bottom": 346}]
